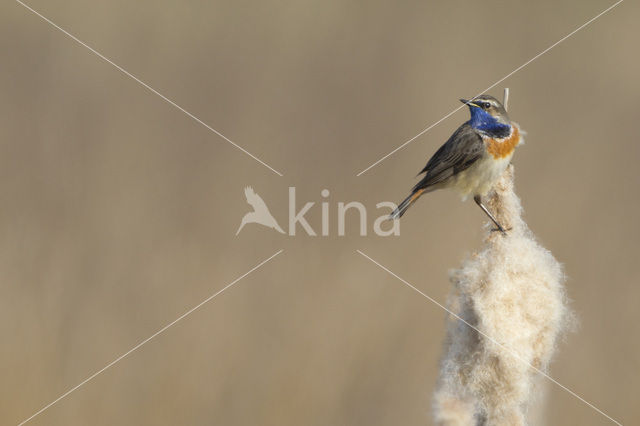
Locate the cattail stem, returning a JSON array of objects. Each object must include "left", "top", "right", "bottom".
[
  {"left": 432, "top": 165, "right": 571, "bottom": 426},
  {"left": 503, "top": 88, "right": 510, "bottom": 112}
]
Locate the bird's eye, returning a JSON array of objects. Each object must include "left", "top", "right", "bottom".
[{"left": 483, "top": 102, "right": 490, "bottom": 109}]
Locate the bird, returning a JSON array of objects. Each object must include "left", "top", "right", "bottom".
[
  {"left": 389, "top": 94, "right": 522, "bottom": 233},
  {"left": 236, "top": 186, "right": 285, "bottom": 235}
]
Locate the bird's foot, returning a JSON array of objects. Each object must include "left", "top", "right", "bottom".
[{"left": 490, "top": 226, "right": 512, "bottom": 235}]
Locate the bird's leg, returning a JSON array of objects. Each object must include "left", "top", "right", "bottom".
[{"left": 473, "top": 195, "right": 507, "bottom": 235}]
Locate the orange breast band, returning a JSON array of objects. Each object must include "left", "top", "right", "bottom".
[{"left": 486, "top": 126, "right": 520, "bottom": 159}]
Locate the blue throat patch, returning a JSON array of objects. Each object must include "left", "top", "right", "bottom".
[{"left": 468, "top": 107, "right": 511, "bottom": 138}]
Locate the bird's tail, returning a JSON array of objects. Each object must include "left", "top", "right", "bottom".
[
  {"left": 389, "top": 189, "right": 425, "bottom": 220},
  {"left": 235, "top": 216, "right": 248, "bottom": 236}
]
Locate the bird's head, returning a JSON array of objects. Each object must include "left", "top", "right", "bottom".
[{"left": 460, "top": 94, "right": 511, "bottom": 137}]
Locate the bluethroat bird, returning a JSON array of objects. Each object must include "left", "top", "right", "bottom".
[{"left": 389, "top": 94, "right": 522, "bottom": 233}]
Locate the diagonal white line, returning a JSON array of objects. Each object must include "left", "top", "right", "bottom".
[
  {"left": 356, "top": 249, "right": 623, "bottom": 426},
  {"left": 16, "top": 0, "right": 284, "bottom": 177},
  {"left": 17, "top": 249, "right": 284, "bottom": 426},
  {"left": 356, "top": 0, "right": 624, "bottom": 176}
]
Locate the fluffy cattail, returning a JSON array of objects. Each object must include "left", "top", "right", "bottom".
[{"left": 432, "top": 165, "right": 572, "bottom": 425}]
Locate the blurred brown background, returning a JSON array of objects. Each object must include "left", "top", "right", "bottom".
[{"left": 2, "top": 0, "right": 639, "bottom": 424}]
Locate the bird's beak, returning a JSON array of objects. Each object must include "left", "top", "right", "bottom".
[{"left": 460, "top": 98, "right": 479, "bottom": 108}]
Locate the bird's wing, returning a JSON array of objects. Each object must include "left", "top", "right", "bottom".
[
  {"left": 414, "top": 123, "right": 484, "bottom": 191},
  {"left": 244, "top": 186, "right": 269, "bottom": 211}
]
